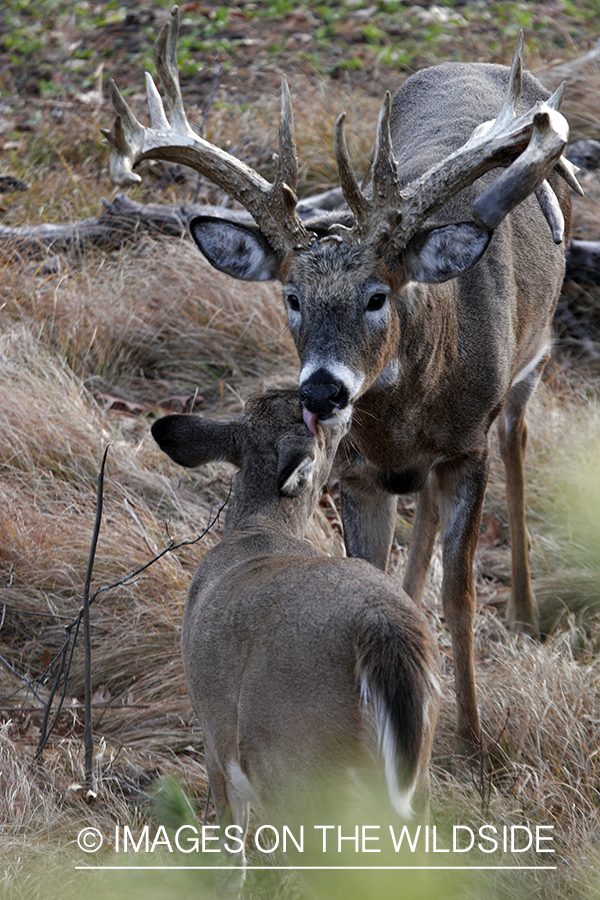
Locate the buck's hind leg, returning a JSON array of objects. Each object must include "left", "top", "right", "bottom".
[
  {"left": 403, "top": 473, "right": 440, "bottom": 607},
  {"left": 497, "top": 358, "right": 546, "bottom": 638},
  {"left": 437, "top": 447, "right": 489, "bottom": 766}
]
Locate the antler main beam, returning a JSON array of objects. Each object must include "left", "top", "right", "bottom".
[
  {"left": 334, "top": 32, "right": 583, "bottom": 251},
  {"left": 102, "top": 5, "right": 315, "bottom": 255}
]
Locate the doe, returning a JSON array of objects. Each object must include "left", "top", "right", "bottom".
[{"left": 152, "top": 390, "right": 440, "bottom": 858}]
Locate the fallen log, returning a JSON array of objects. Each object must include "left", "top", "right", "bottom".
[
  {"left": 0, "top": 190, "right": 344, "bottom": 258},
  {"left": 1, "top": 191, "right": 599, "bottom": 288},
  {"left": 0, "top": 194, "right": 217, "bottom": 256}
]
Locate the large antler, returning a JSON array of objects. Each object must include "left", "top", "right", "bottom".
[
  {"left": 102, "top": 5, "right": 314, "bottom": 255},
  {"left": 333, "top": 32, "right": 583, "bottom": 250}
]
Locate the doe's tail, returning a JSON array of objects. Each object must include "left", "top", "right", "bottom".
[{"left": 355, "top": 606, "right": 440, "bottom": 818}]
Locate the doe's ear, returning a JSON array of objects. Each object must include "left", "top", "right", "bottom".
[
  {"left": 405, "top": 221, "right": 492, "bottom": 284},
  {"left": 151, "top": 414, "right": 245, "bottom": 469},
  {"left": 276, "top": 434, "right": 316, "bottom": 498},
  {"left": 190, "top": 216, "right": 281, "bottom": 282}
]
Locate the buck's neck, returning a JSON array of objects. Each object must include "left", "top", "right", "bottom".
[
  {"left": 349, "top": 278, "right": 476, "bottom": 469},
  {"left": 382, "top": 279, "right": 459, "bottom": 397}
]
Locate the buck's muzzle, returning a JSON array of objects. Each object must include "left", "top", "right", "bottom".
[{"left": 298, "top": 368, "right": 349, "bottom": 420}]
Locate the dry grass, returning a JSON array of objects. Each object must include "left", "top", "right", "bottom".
[
  {"left": 0, "top": 238, "right": 296, "bottom": 406},
  {"left": 431, "top": 610, "right": 600, "bottom": 900}
]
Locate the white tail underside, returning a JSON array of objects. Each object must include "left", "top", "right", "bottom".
[{"left": 359, "top": 673, "right": 416, "bottom": 820}]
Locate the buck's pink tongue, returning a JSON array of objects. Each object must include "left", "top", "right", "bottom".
[{"left": 302, "top": 409, "right": 319, "bottom": 436}]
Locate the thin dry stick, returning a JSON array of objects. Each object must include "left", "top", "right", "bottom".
[
  {"left": 35, "top": 619, "right": 81, "bottom": 759},
  {"left": 82, "top": 445, "right": 110, "bottom": 788},
  {"left": 0, "top": 655, "right": 47, "bottom": 705},
  {"left": 28, "top": 486, "right": 232, "bottom": 758},
  {"left": 37, "top": 636, "right": 68, "bottom": 753}
]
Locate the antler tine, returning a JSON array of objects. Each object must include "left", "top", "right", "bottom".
[
  {"left": 106, "top": 79, "right": 142, "bottom": 137},
  {"left": 332, "top": 93, "right": 402, "bottom": 246},
  {"left": 542, "top": 80, "right": 584, "bottom": 196},
  {"left": 372, "top": 92, "right": 400, "bottom": 204},
  {"left": 556, "top": 155, "right": 584, "bottom": 195},
  {"left": 494, "top": 30, "right": 523, "bottom": 131},
  {"left": 153, "top": 7, "right": 190, "bottom": 136},
  {"left": 275, "top": 76, "right": 298, "bottom": 196},
  {"left": 473, "top": 108, "right": 568, "bottom": 232},
  {"left": 145, "top": 72, "right": 170, "bottom": 132},
  {"left": 333, "top": 112, "right": 372, "bottom": 232},
  {"left": 463, "top": 32, "right": 523, "bottom": 147},
  {"left": 546, "top": 81, "right": 565, "bottom": 111},
  {"left": 101, "top": 80, "right": 145, "bottom": 186},
  {"left": 535, "top": 179, "right": 565, "bottom": 243},
  {"left": 104, "top": 5, "right": 315, "bottom": 254}
]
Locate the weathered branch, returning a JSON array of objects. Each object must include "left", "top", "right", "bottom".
[
  {"left": 0, "top": 191, "right": 341, "bottom": 258},
  {"left": 1, "top": 189, "right": 598, "bottom": 286},
  {"left": 0, "top": 194, "right": 186, "bottom": 256}
]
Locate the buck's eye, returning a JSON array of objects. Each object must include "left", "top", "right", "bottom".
[
  {"left": 287, "top": 294, "right": 300, "bottom": 312},
  {"left": 366, "top": 293, "right": 387, "bottom": 311}
]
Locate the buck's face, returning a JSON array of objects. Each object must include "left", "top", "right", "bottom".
[
  {"left": 283, "top": 242, "right": 400, "bottom": 432},
  {"left": 189, "top": 215, "right": 490, "bottom": 432}
]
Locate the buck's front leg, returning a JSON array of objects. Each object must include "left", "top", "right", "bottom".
[
  {"left": 436, "top": 447, "right": 490, "bottom": 767},
  {"left": 337, "top": 449, "right": 397, "bottom": 572},
  {"left": 403, "top": 473, "right": 440, "bottom": 606}
]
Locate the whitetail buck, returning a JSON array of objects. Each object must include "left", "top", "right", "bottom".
[
  {"left": 151, "top": 390, "right": 440, "bottom": 859},
  {"left": 104, "top": 8, "right": 582, "bottom": 762}
]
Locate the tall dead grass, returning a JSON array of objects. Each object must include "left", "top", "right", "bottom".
[
  {"left": 0, "top": 238, "right": 297, "bottom": 407},
  {"left": 477, "top": 378, "right": 600, "bottom": 637}
]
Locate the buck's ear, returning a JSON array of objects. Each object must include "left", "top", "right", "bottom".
[
  {"left": 405, "top": 222, "right": 492, "bottom": 284},
  {"left": 276, "top": 434, "right": 316, "bottom": 498},
  {"left": 190, "top": 216, "right": 281, "bottom": 282},
  {"left": 151, "top": 415, "right": 245, "bottom": 468}
]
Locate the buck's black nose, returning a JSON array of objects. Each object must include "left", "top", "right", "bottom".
[{"left": 299, "top": 368, "right": 348, "bottom": 418}]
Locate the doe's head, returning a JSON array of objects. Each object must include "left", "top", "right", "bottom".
[{"left": 151, "top": 389, "right": 347, "bottom": 534}]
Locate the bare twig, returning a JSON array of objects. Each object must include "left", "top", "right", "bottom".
[
  {"left": 23, "top": 485, "right": 232, "bottom": 759},
  {"left": 0, "top": 655, "right": 47, "bottom": 706},
  {"left": 37, "top": 636, "right": 68, "bottom": 756},
  {"left": 83, "top": 445, "right": 110, "bottom": 788},
  {"left": 36, "top": 618, "right": 80, "bottom": 758}
]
